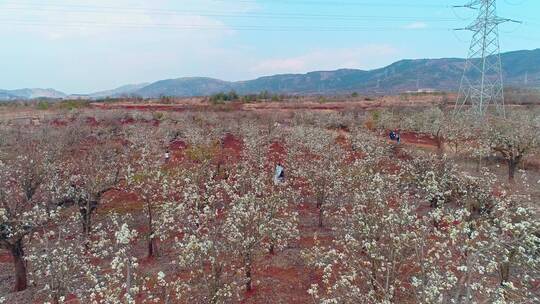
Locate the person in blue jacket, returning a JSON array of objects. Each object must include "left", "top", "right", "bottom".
[{"left": 389, "top": 131, "right": 396, "bottom": 140}]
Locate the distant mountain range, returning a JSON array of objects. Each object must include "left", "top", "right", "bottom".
[
  {"left": 0, "top": 88, "right": 67, "bottom": 100},
  {"left": 1, "top": 49, "right": 539, "bottom": 101}
]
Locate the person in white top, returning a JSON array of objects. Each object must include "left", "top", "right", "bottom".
[{"left": 164, "top": 151, "right": 170, "bottom": 162}]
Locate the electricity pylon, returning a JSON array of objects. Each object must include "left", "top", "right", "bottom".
[{"left": 454, "top": 0, "right": 520, "bottom": 118}]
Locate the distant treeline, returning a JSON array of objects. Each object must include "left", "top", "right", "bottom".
[
  {"left": 209, "top": 90, "right": 286, "bottom": 104},
  {"left": 0, "top": 99, "right": 91, "bottom": 110}
]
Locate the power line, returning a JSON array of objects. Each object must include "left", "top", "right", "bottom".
[
  {"left": 3, "top": 3, "right": 537, "bottom": 26},
  {"left": 2, "top": 1, "right": 536, "bottom": 33},
  {"left": 0, "top": 19, "right": 451, "bottom": 32},
  {"left": 210, "top": 0, "right": 448, "bottom": 8},
  {"left": 0, "top": 4, "right": 461, "bottom": 22},
  {"left": 11, "top": 0, "right": 450, "bottom": 9},
  {"left": 0, "top": 9, "right": 462, "bottom": 23}
]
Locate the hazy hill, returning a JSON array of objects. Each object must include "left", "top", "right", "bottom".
[
  {"left": 1, "top": 49, "right": 539, "bottom": 100},
  {"left": 0, "top": 83, "right": 148, "bottom": 101},
  {"left": 89, "top": 83, "right": 150, "bottom": 99},
  {"left": 0, "top": 88, "right": 66, "bottom": 100},
  {"left": 132, "top": 49, "right": 540, "bottom": 97},
  {"left": 0, "top": 91, "right": 19, "bottom": 101},
  {"left": 135, "top": 77, "right": 234, "bottom": 98}
]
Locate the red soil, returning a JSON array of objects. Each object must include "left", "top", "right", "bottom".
[
  {"left": 399, "top": 131, "right": 438, "bottom": 148},
  {"left": 221, "top": 133, "right": 243, "bottom": 160},
  {"left": 268, "top": 141, "right": 287, "bottom": 165},
  {"left": 0, "top": 251, "right": 12, "bottom": 263},
  {"left": 168, "top": 139, "right": 188, "bottom": 163},
  {"left": 99, "top": 191, "right": 142, "bottom": 214},
  {"left": 50, "top": 118, "right": 68, "bottom": 126},
  {"left": 93, "top": 104, "right": 188, "bottom": 112},
  {"left": 120, "top": 117, "right": 136, "bottom": 125},
  {"left": 245, "top": 265, "right": 309, "bottom": 304},
  {"left": 169, "top": 139, "right": 188, "bottom": 151},
  {"left": 85, "top": 117, "right": 99, "bottom": 127}
]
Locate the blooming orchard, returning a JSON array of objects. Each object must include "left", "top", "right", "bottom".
[{"left": 0, "top": 108, "right": 538, "bottom": 303}]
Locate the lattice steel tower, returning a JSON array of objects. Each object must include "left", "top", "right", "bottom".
[{"left": 454, "top": 0, "right": 519, "bottom": 117}]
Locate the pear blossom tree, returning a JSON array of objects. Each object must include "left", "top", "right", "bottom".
[
  {"left": 487, "top": 112, "right": 540, "bottom": 182},
  {"left": 444, "top": 114, "right": 478, "bottom": 156},
  {"left": 437, "top": 188, "right": 540, "bottom": 303},
  {"left": 26, "top": 211, "right": 145, "bottom": 304},
  {"left": 26, "top": 213, "right": 100, "bottom": 303},
  {"left": 170, "top": 222, "right": 242, "bottom": 304},
  {"left": 374, "top": 109, "right": 407, "bottom": 135},
  {"left": 305, "top": 169, "right": 428, "bottom": 303},
  {"left": 88, "top": 214, "right": 142, "bottom": 304},
  {"left": 350, "top": 126, "right": 393, "bottom": 158},
  {"left": 62, "top": 140, "right": 123, "bottom": 234},
  {"left": 287, "top": 126, "right": 347, "bottom": 228},
  {"left": 401, "top": 108, "right": 442, "bottom": 150},
  {"left": 125, "top": 127, "right": 169, "bottom": 257},
  {"left": 224, "top": 163, "right": 299, "bottom": 291},
  {"left": 407, "top": 154, "right": 463, "bottom": 209},
  {"left": 0, "top": 130, "right": 62, "bottom": 291},
  {"left": 155, "top": 169, "right": 243, "bottom": 304}
]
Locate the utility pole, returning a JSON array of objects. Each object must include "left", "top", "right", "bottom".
[{"left": 454, "top": 0, "right": 520, "bottom": 118}]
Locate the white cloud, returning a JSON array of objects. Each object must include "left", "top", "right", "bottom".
[
  {"left": 403, "top": 22, "right": 428, "bottom": 30},
  {"left": 251, "top": 45, "right": 400, "bottom": 75},
  {"left": 0, "top": 0, "right": 260, "bottom": 92},
  {"left": 0, "top": 0, "right": 256, "bottom": 40},
  {"left": 0, "top": 1, "right": 409, "bottom": 93}
]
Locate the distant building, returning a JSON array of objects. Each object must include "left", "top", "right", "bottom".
[
  {"left": 404, "top": 88, "right": 439, "bottom": 94},
  {"left": 65, "top": 94, "right": 91, "bottom": 100}
]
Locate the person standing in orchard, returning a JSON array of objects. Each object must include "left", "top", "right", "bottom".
[
  {"left": 164, "top": 150, "right": 170, "bottom": 163},
  {"left": 274, "top": 163, "right": 285, "bottom": 184}
]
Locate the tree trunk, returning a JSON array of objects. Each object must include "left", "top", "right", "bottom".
[
  {"left": 80, "top": 209, "right": 92, "bottom": 235},
  {"left": 11, "top": 239, "right": 28, "bottom": 292},
  {"left": 146, "top": 200, "right": 156, "bottom": 258},
  {"left": 499, "top": 261, "right": 510, "bottom": 285},
  {"left": 148, "top": 239, "right": 156, "bottom": 258},
  {"left": 435, "top": 136, "right": 444, "bottom": 153},
  {"left": 318, "top": 207, "right": 324, "bottom": 228},
  {"left": 508, "top": 159, "right": 518, "bottom": 182},
  {"left": 52, "top": 295, "right": 61, "bottom": 304},
  {"left": 210, "top": 264, "right": 222, "bottom": 304},
  {"left": 316, "top": 199, "right": 322, "bottom": 209},
  {"left": 215, "top": 161, "right": 222, "bottom": 179},
  {"left": 499, "top": 251, "right": 515, "bottom": 287},
  {"left": 370, "top": 261, "right": 379, "bottom": 294},
  {"left": 126, "top": 260, "right": 132, "bottom": 300},
  {"left": 245, "top": 265, "right": 252, "bottom": 291}
]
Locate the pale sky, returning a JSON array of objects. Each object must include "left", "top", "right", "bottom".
[{"left": 0, "top": 0, "right": 538, "bottom": 93}]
